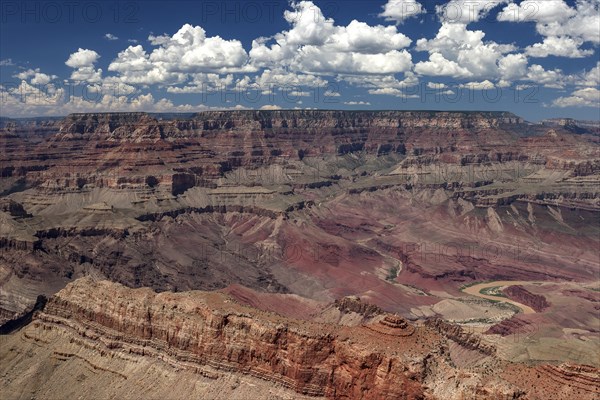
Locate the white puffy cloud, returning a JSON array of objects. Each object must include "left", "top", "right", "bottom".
[
  {"left": 6, "top": 80, "right": 64, "bottom": 105},
  {"left": 327, "top": 20, "right": 412, "bottom": 53},
  {"left": 578, "top": 62, "right": 600, "bottom": 87},
  {"left": 252, "top": 68, "right": 327, "bottom": 89},
  {"left": 458, "top": 80, "right": 496, "bottom": 89},
  {"left": 108, "top": 45, "right": 186, "bottom": 85},
  {"left": 285, "top": 90, "right": 311, "bottom": 97},
  {"left": 380, "top": 0, "right": 425, "bottom": 24},
  {"left": 436, "top": 0, "right": 508, "bottom": 24},
  {"left": 415, "top": 23, "right": 522, "bottom": 80},
  {"left": 525, "top": 36, "right": 594, "bottom": 58},
  {"left": 15, "top": 68, "right": 57, "bottom": 85},
  {"left": 497, "top": 0, "right": 576, "bottom": 24},
  {"left": 260, "top": 104, "right": 282, "bottom": 110},
  {"left": 552, "top": 87, "right": 600, "bottom": 107},
  {"left": 69, "top": 67, "right": 103, "bottom": 83},
  {"left": 537, "top": 8, "right": 600, "bottom": 45},
  {"left": 104, "top": 33, "right": 119, "bottom": 41},
  {"left": 427, "top": 82, "right": 447, "bottom": 89},
  {"left": 7, "top": 0, "right": 598, "bottom": 116},
  {"left": 498, "top": 53, "right": 528, "bottom": 80},
  {"left": 498, "top": 1, "right": 599, "bottom": 58},
  {"left": 249, "top": 1, "right": 413, "bottom": 76},
  {"left": 150, "top": 24, "right": 248, "bottom": 72},
  {"left": 0, "top": 81, "right": 207, "bottom": 117},
  {"left": 526, "top": 64, "right": 568, "bottom": 88},
  {"left": 65, "top": 48, "right": 100, "bottom": 68},
  {"left": 108, "top": 24, "right": 250, "bottom": 85},
  {"left": 337, "top": 72, "right": 419, "bottom": 92},
  {"left": 298, "top": 47, "right": 412, "bottom": 74},
  {"left": 415, "top": 52, "right": 473, "bottom": 78},
  {"left": 65, "top": 48, "right": 103, "bottom": 83},
  {"left": 167, "top": 74, "right": 236, "bottom": 93},
  {"left": 368, "top": 87, "right": 419, "bottom": 98}
]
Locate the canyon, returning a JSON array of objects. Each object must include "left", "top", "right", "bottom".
[
  {"left": 1, "top": 110, "right": 599, "bottom": 399},
  {"left": 2, "top": 278, "right": 599, "bottom": 399}
]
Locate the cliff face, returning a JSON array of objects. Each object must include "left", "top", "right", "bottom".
[
  {"left": 503, "top": 285, "right": 550, "bottom": 312},
  {"left": 4, "top": 278, "right": 598, "bottom": 400},
  {"left": 37, "top": 278, "right": 436, "bottom": 399},
  {"left": 3, "top": 110, "right": 597, "bottom": 197},
  {"left": 1, "top": 110, "right": 598, "bottom": 383}
]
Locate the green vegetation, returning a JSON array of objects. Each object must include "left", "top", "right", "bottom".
[
  {"left": 479, "top": 286, "right": 507, "bottom": 297},
  {"left": 386, "top": 266, "right": 399, "bottom": 282},
  {"left": 460, "top": 318, "right": 495, "bottom": 324}
]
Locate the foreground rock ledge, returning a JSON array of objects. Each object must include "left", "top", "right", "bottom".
[{"left": 3, "top": 277, "right": 599, "bottom": 400}]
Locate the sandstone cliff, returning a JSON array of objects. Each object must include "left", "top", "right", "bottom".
[
  {"left": 503, "top": 285, "right": 550, "bottom": 312},
  {"left": 3, "top": 278, "right": 598, "bottom": 400}
]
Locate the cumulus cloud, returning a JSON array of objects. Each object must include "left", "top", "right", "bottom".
[
  {"left": 65, "top": 48, "right": 100, "bottom": 68},
  {"left": 415, "top": 52, "right": 472, "bottom": 78},
  {"left": 499, "top": 0, "right": 599, "bottom": 58},
  {"left": 552, "top": 87, "right": 600, "bottom": 107},
  {"left": 6, "top": 0, "right": 598, "bottom": 116},
  {"left": 427, "top": 82, "right": 447, "bottom": 89},
  {"left": 338, "top": 72, "right": 419, "bottom": 93},
  {"left": 526, "top": 64, "right": 568, "bottom": 89},
  {"left": 251, "top": 68, "right": 328, "bottom": 91},
  {"left": 108, "top": 24, "right": 251, "bottom": 85},
  {"left": 249, "top": 1, "right": 413, "bottom": 76},
  {"left": 436, "top": 0, "right": 508, "bottom": 24},
  {"left": 497, "top": 0, "right": 576, "bottom": 24},
  {"left": 379, "top": 0, "right": 425, "bottom": 24},
  {"left": 108, "top": 45, "right": 186, "bottom": 85},
  {"left": 458, "top": 80, "right": 496, "bottom": 90},
  {"left": 298, "top": 48, "right": 412, "bottom": 74},
  {"left": 15, "top": 68, "right": 57, "bottom": 85},
  {"left": 498, "top": 53, "right": 528, "bottom": 80},
  {"left": 0, "top": 80, "right": 208, "bottom": 117},
  {"left": 578, "top": 61, "right": 600, "bottom": 87},
  {"left": 368, "top": 87, "right": 419, "bottom": 98},
  {"left": 525, "top": 36, "right": 594, "bottom": 58},
  {"left": 260, "top": 104, "right": 282, "bottom": 110},
  {"left": 414, "top": 23, "right": 521, "bottom": 81},
  {"left": 65, "top": 48, "right": 102, "bottom": 83},
  {"left": 166, "top": 74, "right": 236, "bottom": 93}
]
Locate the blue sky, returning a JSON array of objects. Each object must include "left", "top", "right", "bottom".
[{"left": 1, "top": 0, "right": 598, "bottom": 121}]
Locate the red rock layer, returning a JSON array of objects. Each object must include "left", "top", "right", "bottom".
[
  {"left": 37, "top": 277, "right": 438, "bottom": 399},
  {"left": 503, "top": 285, "right": 550, "bottom": 312}
]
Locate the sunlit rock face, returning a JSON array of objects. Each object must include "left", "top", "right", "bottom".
[{"left": 0, "top": 111, "right": 598, "bottom": 399}]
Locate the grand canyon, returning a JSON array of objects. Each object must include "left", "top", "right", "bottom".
[{"left": 0, "top": 110, "right": 598, "bottom": 399}]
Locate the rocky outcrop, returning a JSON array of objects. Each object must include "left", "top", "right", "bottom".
[
  {"left": 35, "top": 278, "right": 436, "bottom": 399},
  {"left": 7, "top": 278, "right": 598, "bottom": 399},
  {"left": 535, "top": 364, "right": 600, "bottom": 397},
  {"left": 334, "top": 296, "right": 383, "bottom": 318},
  {"left": 484, "top": 316, "right": 535, "bottom": 337},
  {"left": 424, "top": 318, "right": 496, "bottom": 356},
  {"left": 503, "top": 285, "right": 550, "bottom": 312}
]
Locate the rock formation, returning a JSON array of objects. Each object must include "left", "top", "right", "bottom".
[
  {"left": 3, "top": 278, "right": 598, "bottom": 399},
  {"left": 503, "top": 285, "right": 550, "bottom": 312},
  {"left": 0, "top": 111, "right": 598, "bottom": 398}
]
